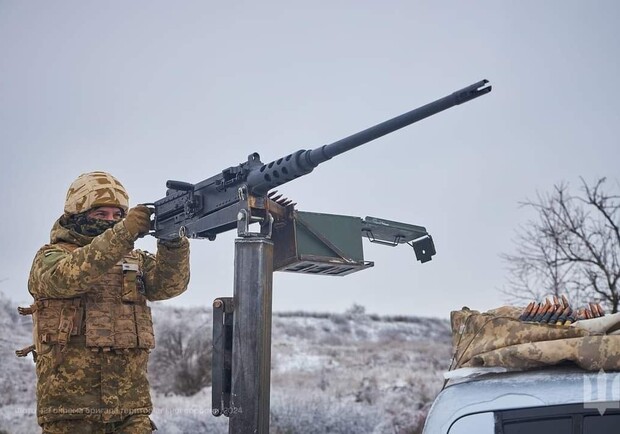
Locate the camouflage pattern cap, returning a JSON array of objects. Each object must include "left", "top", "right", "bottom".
[{"left": 64, "top": 171, "right": 129, "bottom": 215}]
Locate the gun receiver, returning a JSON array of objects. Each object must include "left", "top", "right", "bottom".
[{"left": 153, "top": 80, "right": 491, "bottom": 240}]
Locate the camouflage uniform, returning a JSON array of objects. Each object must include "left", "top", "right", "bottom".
[
  {"left": 38, "top": 414, "right": 153, "bottom": 433},
  {"left": 24, "top": 172, "right": 190, "bottom": 433},
  {"left": 450, "top": 307, "right": 620, "bottom": 371}
]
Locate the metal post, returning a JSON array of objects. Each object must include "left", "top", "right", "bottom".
[{"left": 229, "top": 236, "right": 274, "bottom": 434}]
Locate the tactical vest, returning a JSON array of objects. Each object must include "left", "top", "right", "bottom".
[{"left": 17, "top": 244, "right": 155, "bottom": 359}]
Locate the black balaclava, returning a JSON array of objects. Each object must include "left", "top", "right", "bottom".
[{"left": 61, "top": 211, "right": 119, "bottom": 237}]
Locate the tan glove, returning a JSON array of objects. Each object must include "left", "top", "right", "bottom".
[{"left": 123, "top": 205, "right": 152, "bottom": 239}]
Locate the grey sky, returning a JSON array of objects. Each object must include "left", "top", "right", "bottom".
[{"left": 1, "top": 1, "right": 618, "bottom": 318}]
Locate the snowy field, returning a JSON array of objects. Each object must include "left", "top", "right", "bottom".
[{"left": 0, "top": 294, "right": 451, "bottom": 434}]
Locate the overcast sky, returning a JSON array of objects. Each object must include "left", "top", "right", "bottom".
[{"left": 1, "top": 1, "right": 619, "bottom": 318}]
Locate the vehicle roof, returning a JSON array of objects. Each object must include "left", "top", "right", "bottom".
[{"left": 423, "top": 366, "right": 618, "bottom": 434}]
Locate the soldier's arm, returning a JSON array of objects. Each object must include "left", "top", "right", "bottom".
[
  {"left": 28, "top": 223, "right": 135, "bottom": 299},
  {"left": 140, "top": 237, "right": 190, "bottom": 301}
]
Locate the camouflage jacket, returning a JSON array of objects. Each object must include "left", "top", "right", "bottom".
[{"left": 28, "top": 217, "right": 190, "bottom": 425}]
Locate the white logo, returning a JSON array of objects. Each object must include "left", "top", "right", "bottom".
[{"left": 583, "top": 369, "right": 620, "bottom": 415}]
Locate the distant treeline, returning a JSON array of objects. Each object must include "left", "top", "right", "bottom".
[{"left": 273, "top": 310, "right": 448, "bottom": 326}]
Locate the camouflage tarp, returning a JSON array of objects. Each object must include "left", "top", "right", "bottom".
[{"left": 450, "top": 307, "right": 620, "bottom": 371}]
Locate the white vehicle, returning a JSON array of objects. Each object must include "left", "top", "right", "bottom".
[{"left": 423, "top": 367, "right": 620, "bottom": 434}]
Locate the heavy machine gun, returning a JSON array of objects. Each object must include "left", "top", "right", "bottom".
[
  {"left": 152, "top": 80, "right": 491, "bottom": 253},
  {"left": 151, "top": 80, "right": 492, "bottom": 431}
]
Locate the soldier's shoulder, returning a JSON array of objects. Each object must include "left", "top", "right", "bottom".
[
  {"left": 33, "top": 242, "right": 76, "bottom": 265},
  {"left": 37, "top": 242, "right": 76, "bottom": 255}
]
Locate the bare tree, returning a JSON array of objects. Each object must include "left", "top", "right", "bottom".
[
  {"left": 502, "top": 178, "right": 620, "bottom": 312},
  {"left": 149, "top": 320, "right": 212, "bottom": 396}
]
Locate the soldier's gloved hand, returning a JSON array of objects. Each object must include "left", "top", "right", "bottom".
[{"left": 123, "top": 205, "right": 152, "bottom": 239}]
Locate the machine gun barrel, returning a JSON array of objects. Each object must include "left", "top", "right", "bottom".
[{"left": 247, "top": 79, "right": 491, "bottom": 195}]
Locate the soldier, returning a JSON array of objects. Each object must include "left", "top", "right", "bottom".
[{"left": 23, "top": 171, "right": 190, "bottom": 433}]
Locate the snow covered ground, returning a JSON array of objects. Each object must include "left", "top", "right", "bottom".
[{"left": 0, "top": 294, "right": 451, "bottom": 433}]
